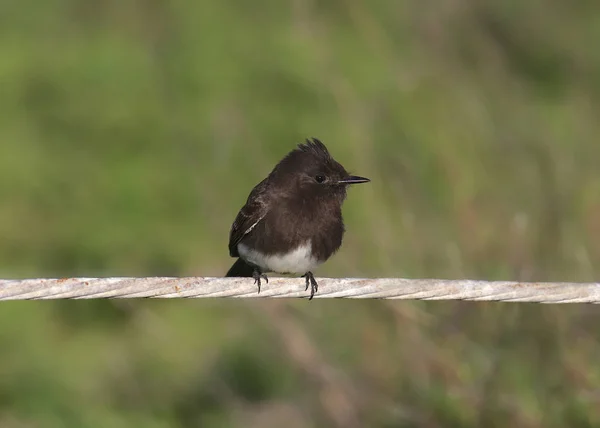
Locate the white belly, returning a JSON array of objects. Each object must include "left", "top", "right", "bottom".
[{"left": 238, "top": 242, "right": 319, "bottom": 274}]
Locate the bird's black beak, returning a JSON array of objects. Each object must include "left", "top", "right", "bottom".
[{"left": 337, "top": 175, "right": 370, "bottom": 185}]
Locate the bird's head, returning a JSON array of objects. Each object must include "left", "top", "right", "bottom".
[{"left": 271, "top": 138, "right": 370, "bottom": 201}]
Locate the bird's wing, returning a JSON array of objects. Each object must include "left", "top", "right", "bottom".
[{"left": 228, "top": 177, "right": 271, "bottom": 257}]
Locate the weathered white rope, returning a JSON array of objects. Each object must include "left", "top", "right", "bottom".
[{"left": 0, "top": 277, "right": 598, "bottom": 303}]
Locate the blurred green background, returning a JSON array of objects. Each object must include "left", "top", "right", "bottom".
[{"left": 1, "top": 0, "right": 600, "bottom": 427}]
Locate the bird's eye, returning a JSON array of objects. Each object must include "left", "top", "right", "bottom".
[{"left": 315, "top": 175, "right": 326, "bottom": 183}]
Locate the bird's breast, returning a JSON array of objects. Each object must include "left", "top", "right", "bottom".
[
  {"left": 238, "top": 242, "right": 319, "bottom": 275},
  {"left": 237, "top": 197, "right": 345, "bottom": 273}
]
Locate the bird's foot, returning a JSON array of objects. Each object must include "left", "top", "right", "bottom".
[
  {"left": 252, "top": 270, "right": 268, "bottom": 293},
  {"left": 302, "top": 272, "right": 319, "bottom": 300}
]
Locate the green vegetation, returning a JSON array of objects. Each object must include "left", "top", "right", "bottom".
[{"left": 1, "top": 0, "right": 599, "bottom": 426}]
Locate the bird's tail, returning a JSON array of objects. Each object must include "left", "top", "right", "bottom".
[{"left": 226, "top": 258, "right": 254, "bottom": 277}]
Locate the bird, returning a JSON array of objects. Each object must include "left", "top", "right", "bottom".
[{"left": 225, "top": 138, "right": 370, "bottom": 299}]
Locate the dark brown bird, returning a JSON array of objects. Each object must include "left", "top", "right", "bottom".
[{"left": 226, "top": 138, "right": 370, "bottom": 299}]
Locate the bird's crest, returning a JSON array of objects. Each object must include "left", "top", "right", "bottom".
[{"left": 297, "top": 138, "right": 332, "bottom": 161}]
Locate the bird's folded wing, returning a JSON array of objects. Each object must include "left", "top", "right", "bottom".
[{"left": 228, "top": 178, "right": 270, "bottom": 257}]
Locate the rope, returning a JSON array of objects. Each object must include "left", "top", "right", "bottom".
[{"left": 0, "top": 277, "right": 598, "bottom": 303}]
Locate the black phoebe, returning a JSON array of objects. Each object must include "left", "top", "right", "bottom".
[{"left": 225, "top": 138, "right": 370, "bottom": 299}]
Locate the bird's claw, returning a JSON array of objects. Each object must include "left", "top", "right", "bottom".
[
  {"left": 252, "top": 270, "right": 268, "bottom": 293},
  {"left": 302, "top": 272, "right": 319, "bottom": 300}
]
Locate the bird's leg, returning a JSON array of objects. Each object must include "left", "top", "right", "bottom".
[
  {"left": 252, "top": 269, "right": 268, "bottom": 293},
  {"left": 302, "top": 272, "right": 319, "bottom": 300}
]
